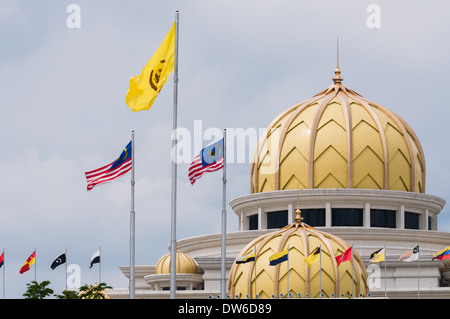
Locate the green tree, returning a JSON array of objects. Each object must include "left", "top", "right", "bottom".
[
  {"left": 78, "top": 282, "right": 112, "bottom": 299},
  {"left": 55, "top": 289, "right": 79, "bottom": 299},
  {"left": 23, "top": 280, "right": 54, "bottom": 299}
]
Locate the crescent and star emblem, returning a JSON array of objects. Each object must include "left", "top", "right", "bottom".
[
  {"left": 117, "top": 147, "right": 128, "bottom": 161},
  {"left": 149, "top": 60, "right": 166, "bottom": 91}
]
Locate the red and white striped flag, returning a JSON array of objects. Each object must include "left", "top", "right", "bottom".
[
  {"left": 188, "top": 139, "right": 224, "bottom": 185},
  {"left": 85, "top": 141, "right": 132, "bottom": 191}
]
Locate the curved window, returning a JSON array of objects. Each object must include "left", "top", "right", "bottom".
[
  {"left": 332, "top": 208, "right": 363, "bottom": 226},
  {"left": 370, "top": 209, "right": 396, "bottom": 228},
  {"left": 405, "top": 212, "right": 419, "bottom": 229},
  {"left": 302, "top": 209, "right": 325, "bottom": 227},
  {"left": 267, "top": 210, "right": 288, "bottom": 229}
]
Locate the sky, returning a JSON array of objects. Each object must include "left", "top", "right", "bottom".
[{"left": 1, "top": 0, "right": 450, "bottom": 298}]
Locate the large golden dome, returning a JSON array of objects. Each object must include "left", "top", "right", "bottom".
[
  {"left": 251, "top": 67, "right": 425, "bottom": 193},
  {"left": 228, "top": 210, "right": 369, "bottom": 298}
]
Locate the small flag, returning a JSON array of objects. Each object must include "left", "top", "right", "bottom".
[
  {"left": 305, "top": 246, "right": 321, "bottom": 267},
  {"left": 400, "top": 245, "right": 419, "bottom": 262},
  {"left": 335, "top": 246, "right": 352, "bottom": 266},
  {"left": 85, "top": 141, "right": 132, "bottom": 191},
  {"left": 369, "top": 248, "right": 385, "bottom": 263},
  {"left": 236, "top": 250, "right": 255, "bottom": 264},
  {"left": 89, "top": 250, "right": 100, "bottom": 269},
  {"left": 188, "top": 138, "right": 224, "bottom": 185},
  {"left": 50, "top": 252, "right": 67, "bottom": 270},
  {"left": 19, "top": 251, "right": 36, "bottom": 274},
  {"left": 432, "top": 245, "right": 450, "bottom": 261},
  {"left": 126, "top": 23, "right": 175, "bottom": 112},
  {"left": 269, "top": 247, "right": 289, "bottom": 266},
  {"left": 0, "top": 251, "right": 4, "bottom": 269}
]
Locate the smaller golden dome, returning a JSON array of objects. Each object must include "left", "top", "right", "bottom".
[
  {"left": 155, "top": 250, "right": 198, "bottom": 274},
  {"left": 228, "top": 210, "right": 369, "bottom": 299}
]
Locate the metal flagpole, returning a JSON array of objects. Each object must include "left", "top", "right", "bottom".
[
  {"left": 2, "top": 248, "right": 4, "bottom": 299},
  {"left": 221, "top": 128, "right": 227, "bottom": 299},
  {"left": 65, "top": 247, "right": 68, "bottom": 290},
  {"left": 170, "top": 10, "right": 180, "bottom": 299},
  {"left": 254, "top": 246, "right": 257, "bottom": 298},
  {"left": 418, "top": 245, "right": 420, "bottom": 299},
  {"left": 384, "top": 244, "right": 387, "bottom": 298},
  {"left": 99, "top": 246, "right": 101, "bottom": 284},
  {"left": 34, "top": 247, "right": 37, "bottom": 282},
  {"left": 319, "top": 244, "right": 322, "bottom": 298},
  {"left": 130, "top": 130, "right": 136, "bottom": 299},
  {"left": 286, "top": 245, "right": 289, "bottom": 297},
  {"left": 351, "top": 245, "right": 354, "bottom": 298}
]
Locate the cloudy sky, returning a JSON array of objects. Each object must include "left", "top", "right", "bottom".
[{"left": 1, "top": 0, "right": 449, "bottom": 298}]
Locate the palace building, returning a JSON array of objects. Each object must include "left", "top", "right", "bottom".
[{"left": 109, "top": 60, "right": 450, "bottom": 299}]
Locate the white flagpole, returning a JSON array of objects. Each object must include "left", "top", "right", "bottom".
[
  {"left": 2, "top": 248, "right": 4, "bottom": 299},
  {"left": 169, "top": 10, "right": 180, "bottom": 299},
  {"left": 351, "top": 245, "right": 354, "bottom": 298},
  {"left": 286, "top": 245, "right": 289, "bottom": 297},
  {"left": 99, "top": 246, "right": 101, "bottom": 284},
  {"left": 384, "top": 245, "right": 387, "bottom": 298},
  {"left": 319, "top": 244, "right": 322, "bottom": 298},
  {"left": 130, "top": 130, "right": 136, "bottom": 299},
  {"left": 418, "top": 245, "right": 420, "bottom": 299},
  {"left": 221, "top": 129, "right": 227, "bottom": 299},
  {"left": 254, "top": 246, "right": 257, "bottom": 298},
  {"left": 34, "top": 247, "right": 37, "bottom": 282},
  {"left": 65, "top": 247, "right": 68, "bottom": 290}
]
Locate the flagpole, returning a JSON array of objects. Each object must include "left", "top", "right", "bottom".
[
  {"left": 220, "top": 128, "right": 227, "bottom": 299},
  {"left": 319, "top": 244, "right": 322, "bottom": 298},
  {"left": 130, "top": 130, "right": 136, "bottom": 299},
  {"left": 384, "top": 244, "right": 387, "bottom": 299},
  {"left": 351, "top": 245, "right": 353, "bottom": 298},
  {"left": 34, "top": 247, "right": 37, "bottom": 282},
  {"left": 169, "top": 10, "right": 180, "bottom": 299},
  {"left": 418, "top": 245, "right": 420, "bottom": 299},
  {"left": 65, "top": 247, "right": 68, "bottom": 290},
  {"left": 286, "top": 245, "right": 289, "bottom": 297},
  {"left": 99, "top": 246, "right": 101, "bottom": 284},
  {"left": 254, "top": 246, "right": 257, "bottom": 298},
  {"left": 2, "top": 248, "right": 4, "bottom": 299}
]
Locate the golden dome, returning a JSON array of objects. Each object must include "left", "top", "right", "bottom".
[
  {"left": 251, "top": 68, "right": 425, "bottom": 194},
  {"left": 155, "top": 250, "right": 198, "bottom": 274},
  {"left": 228, "top": 210, "right": 369, "bottom": 298}
]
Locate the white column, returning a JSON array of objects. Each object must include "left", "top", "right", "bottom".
[
  {"left": 364, "top": 202, "right": 371, "bottom": 228},
  {"left": 325, "top": 203, "right": 331, "bottom": 227}
]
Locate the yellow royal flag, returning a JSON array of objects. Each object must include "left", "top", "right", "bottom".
[{"left": 126, "top": 23, "right": 175, "bottom": 112}]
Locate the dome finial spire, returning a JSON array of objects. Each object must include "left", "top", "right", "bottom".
[
  {"left": 295, "top": 188, "right": 304, "bottom": 224},
  {"left": 333, "top": 37, "right": 343, "bottom": 84}
]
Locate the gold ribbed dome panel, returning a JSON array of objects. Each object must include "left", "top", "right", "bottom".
[
  {"left": 251, "top": 78, "right": 426, "bottom": 194},
  {"left": 155, "top": 250, "right": 198, "bottom": 274},
  {"left": 228, "top": 213, "right": 369, "bottom": 298}
]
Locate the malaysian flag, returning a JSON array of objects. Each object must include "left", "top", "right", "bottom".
[
  {"left": 188, "top": 138, "right": 224, "bottom": 185},
  {"left": 85, "top": 141, "right": 132, "bottom": 191}
]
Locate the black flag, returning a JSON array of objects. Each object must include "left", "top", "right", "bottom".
[
  {"left": 89, "top": 250, "right": 100, "bottom": 268},
  {"left": 50, "top": 252, "right": 66, "bottom": 270}
]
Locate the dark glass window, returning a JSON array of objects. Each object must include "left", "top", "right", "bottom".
[
  {"left": 302, "top": 209, "right": 325, "bottom": 227},
  {"left": 370, "top": 209, "right": 396, "bottom": 228},
  {"left": 248, "top": 214, "right": 258, "bottom": 230},
  {"left": 267, "top": 210, "right": 288, "bottom": 229},
  {"left": 405, "top": 212, "right": 419, "bottom": 229},
  {"left": 428, "top": 217, "right": 432, "bottom": 230},
  {"left": 332, "top": 208, "right": 363, "bottom": 226}
]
